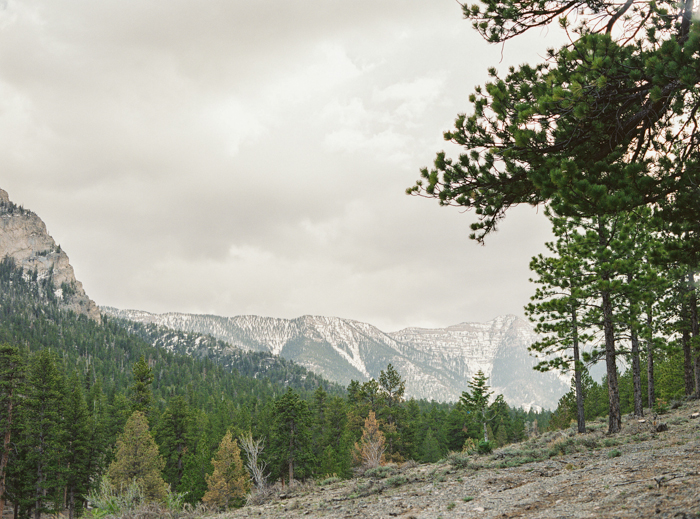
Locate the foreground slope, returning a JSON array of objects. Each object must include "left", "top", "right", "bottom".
[{"left": 228, "top": 400, "right": 700, "bottom": 519}]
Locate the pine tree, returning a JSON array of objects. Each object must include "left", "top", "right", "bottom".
[
  {"left": 269, "top": 388, "right": 313, "bottom": 484},
  {"left": 107, "top": 411, "right": 167, "bottom": 502},
  {"left": 460, "top": 371, "right": 493, "bottom": 442},
  {"left": 179, "top": 431, "right": 213, "bottom": 504},
  {"left": 408, "top": 0, "right": 700, "bottom": 244},
  {"left": 202, "top": 431, "right": 250, "bottom": 510},
  {"left": 526, "top": 214, "right": 594, "bottom": 433},
  {"left": 0, "top": 344, "right": 25, "bottom": 519},
  {"left": 310, "top": 387, "right": 328, "bottom": 463},
  {"left": 63, "top": 372, "right": 93, "bottom": 519},
  {"left": 155, "top": 396, "right": 192, "bottom": 489},
  {"left": 420, "top": 428, "right": 441, "bottom": 463},
  {"left": 378, "top": 364, "right": 406, "bottom": 460},
  {"left": 352, "top": 411, "right": 386, "bottom": 469},
  {"left": 130, "top": 355, "right": 154, "bottom": 415},
  {"left": 19, "top": 349, "right": 67, "bottom": 519}
]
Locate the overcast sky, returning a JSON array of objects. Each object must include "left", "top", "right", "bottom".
[{"left": 0, "top": 0, "right": 567, "bottom": 332}]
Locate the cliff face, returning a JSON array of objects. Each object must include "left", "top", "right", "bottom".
[{"left": 0, "top": 189, "right": 100, "bottom": 321}]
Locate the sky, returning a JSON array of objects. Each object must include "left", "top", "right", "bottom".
[{"left": 0, "top": 0, "right": 567, "bottom": 332}]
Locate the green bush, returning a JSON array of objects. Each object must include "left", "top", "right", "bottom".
[
  {"left": 385, "top": 475, "right": 408, "bottom": 487},
  {"left": 364, "top": 466, "right": 397, "bottom": 479},
  {"left": 446, "top": 451, "right": 471, "bottom": 469},
  {"left": 477, "top": 440, "right": 493, "bottom": 454}
]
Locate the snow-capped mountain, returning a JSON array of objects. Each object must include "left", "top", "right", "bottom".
[{"left": 102, "top": 307, "right": 568, "bottom": 409}]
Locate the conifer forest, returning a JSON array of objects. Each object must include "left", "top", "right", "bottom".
[{"left": 3, "top": 0, "right": 700, "bottom": 515}]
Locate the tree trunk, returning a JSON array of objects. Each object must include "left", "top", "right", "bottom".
[
  {"left": 34, "top": 462, "right": 42, "bottom": 519},
  {"left": 68, "top": 487, "right": 74, "bottom": 519},
  {"left": 603, "top": 289, "right": 621, "bottom": 433},
  {"left": 598, "top": 219, "right": 621, "bottom": 434},
  {"left": 571, "top": 306, "right": 586, "bottom": 433},
  {"left": 0, "top": 393, "right": 14, "bottom": 519},
  {"left": 288, "top": 421, "right": 295, "bottom": 485},
  {"left": 631, "top": 328, "right": 643, "bottom": 417},
  {"left": 626, "top": 273, "right": 643, "bottom": 417},
  {"left": 646, "top": 307, "right": 655, "bottom": 409},
  {"left": 689, "top": 271, "right": 699, "bottom": 397},
  {"left": 680, "top": 294, "right": 694, "bottom": 396}
]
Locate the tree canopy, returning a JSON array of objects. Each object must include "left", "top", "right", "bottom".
[{"left": 409, "top": 0, "right": 700, "bottom": 242}]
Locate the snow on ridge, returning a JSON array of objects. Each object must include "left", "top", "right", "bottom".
[{"left": 99, "top": 307, "right": 565, "bottom": 407}]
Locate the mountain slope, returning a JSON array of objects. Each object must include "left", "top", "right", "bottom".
[{"left": 102, "top": 308, "right": 568, "bottom": 408}]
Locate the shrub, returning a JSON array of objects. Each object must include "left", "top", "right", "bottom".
[
  {"left": 364, "top": 465, "right": 397, "bottom": 479},
  {"left": 318, "top": 476, "right": 341, "bottom": 486},
  {"left": 547, "top": 436, "right": 575, "bottom": 457},
  {"left": 477, "top": 440, "right": 493, "bottom": 454},
  {"left": 462, "top": 438, "right": 478, "bottom": 454},
  {"left": 385, "top": 475, "right": 408, "bottom": 487},
  {"left": 446, "top": 451, "right": 471, "bottom": 469}
]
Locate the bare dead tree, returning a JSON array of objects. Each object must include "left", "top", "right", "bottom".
[{"left": 239, "top": 431, "right": 268, "bottom": 490}]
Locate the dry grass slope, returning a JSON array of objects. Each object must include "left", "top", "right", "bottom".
[{"left": 221, "top": 399, "right": 700, "bottom": 519}]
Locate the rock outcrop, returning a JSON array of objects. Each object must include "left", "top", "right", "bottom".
[{"left": 0, "top": 189, "right": 100, "bottom": 321}]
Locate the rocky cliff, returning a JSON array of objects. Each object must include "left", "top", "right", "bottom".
[{"left": 0, "top": 189, "right": 100, "bottom": 321}]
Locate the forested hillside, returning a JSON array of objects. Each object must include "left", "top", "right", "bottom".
[
  {"left": 0, "top": 245, "right": 695, "bottom": 519},
  {"left": 0, "top": 256, "right": 551, "bottom": 518}
]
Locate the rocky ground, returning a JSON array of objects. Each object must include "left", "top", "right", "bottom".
[{"left": 222, "top": 400, "right": 700, "bottom": 519}]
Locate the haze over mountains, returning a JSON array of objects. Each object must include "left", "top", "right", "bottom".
[
  {"left": 0, "top": 187, "right": 567, "bottom": 409},
  {"left": 102, "top": 308, "right": 568, "bottom": 409}
]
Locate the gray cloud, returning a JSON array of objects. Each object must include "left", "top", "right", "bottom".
[{"left": 1, "top": 0, "right": 564, "bottom": 331}]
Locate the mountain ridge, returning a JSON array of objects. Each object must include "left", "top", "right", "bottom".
[{"left": 102, "top": 307, "right": 568, "bottom": 408}]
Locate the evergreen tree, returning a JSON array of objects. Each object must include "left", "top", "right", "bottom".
[
  {"left": 0, "top": 344, "right": 25, "bottom": 519},
  {"left": 420, "top": 428, "right": 441, "bottom": 463},
  {"left": 107, "top": 411, "right": 167, "bottom": 502},
  {"left": 353, "top": 411, "right": 386, "bottom": 469},
  {"left": 19, "top": 349, "right": 66, "bottom": 519},
  {"left": 63, "top": 372, "right": 93, "bottom": 519},
  {"left": 408, "top": 0, "right": 700, "bottom": 243},
  {"left": 378, "top": 364, "right": 406, "bottom": 460},
  {"left": 155, "top": 396, "right": 192, "bottom": 489},
  {"left": 269, "top": 388, "right": 313, "bottom": 484},
  {"left": 310, "top": 386, "right": 328, "bottom": 463},
  {"left": 526, "top": 213, "right": 594, "bottom": 433},
  {"left": 460, "top": 371, "right": 493, "bottom": 442},
  {"left": 202, "top": 431, "right": 249, "bottom": 510},
  {"left": 130, "top": 355, "right": 154, "bottom": 415},
  {"left": 319, "top": 396, "right": 352, "bottom": 478},
  {"left": 84, "top": 374, "right": 108, "bottom": 497},
  {"left": 179, "top": 431, "right": 213, "bottom": 504}
]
